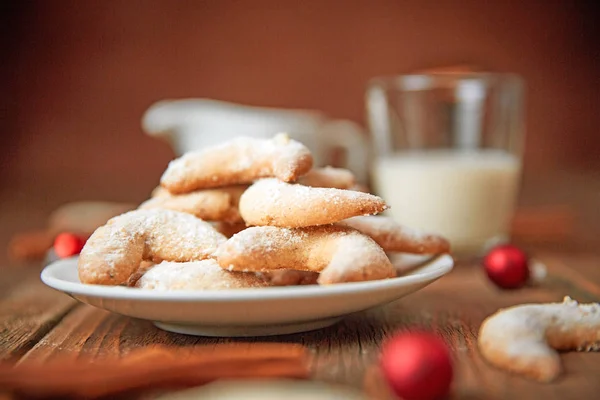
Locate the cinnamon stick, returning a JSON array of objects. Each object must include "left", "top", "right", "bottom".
[{"left": 0, "top": 344, "right": 310, "bottom": 399}]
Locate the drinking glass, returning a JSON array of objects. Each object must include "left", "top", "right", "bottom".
[{"left": 366, "top": 73, "right": 525, "bottom": 255}]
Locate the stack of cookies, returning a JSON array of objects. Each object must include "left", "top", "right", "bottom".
[{"left": 78, "top": 134, "right": 450, "bottom": 290}]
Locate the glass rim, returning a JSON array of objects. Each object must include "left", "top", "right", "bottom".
[{"left": 368, "top": 72, "right": 524, "bottom": 92}]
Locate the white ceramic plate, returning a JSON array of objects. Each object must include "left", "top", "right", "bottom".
[{"left": 41, "top": 255, "right": 453, "bottom": 337}]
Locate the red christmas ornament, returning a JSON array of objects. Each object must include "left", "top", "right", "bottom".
[
  {"left": 483, "top": 244, "right": 529, "bottom": 289},
  {"left": 54, "top": 233, "right": 86, "bottom": 258},
  {"left": 380, "top": 331, "right": 453, "bottom": 400}
]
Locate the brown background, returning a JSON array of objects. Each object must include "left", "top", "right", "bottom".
[{"left": 1, "top": 1, "right": 599, "bottom": 259}]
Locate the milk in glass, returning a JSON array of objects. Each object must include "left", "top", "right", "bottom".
[{"left": 372, "top": 150, "right": 521, "bottom": 254}]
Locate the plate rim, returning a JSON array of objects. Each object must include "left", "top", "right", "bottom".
[{"left": 41, "top": 254, "right": 454, "bottom": 302}]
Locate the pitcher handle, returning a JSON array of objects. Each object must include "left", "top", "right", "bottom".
[{"left": 319, "top": 120, "right": 370, "bottom": 184}]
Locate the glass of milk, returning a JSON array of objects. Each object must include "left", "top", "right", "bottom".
[{"left": 366, "top": 73, "right": 525, "bottom": 255}]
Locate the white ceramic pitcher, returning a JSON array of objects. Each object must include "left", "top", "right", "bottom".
[{"left": 142, "top": 99, "right": 369, "bottom": 183}]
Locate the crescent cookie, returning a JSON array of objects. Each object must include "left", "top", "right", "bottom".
[
  {"left": 160, "top": 134, "right": 313, "bottom": 193},
  {"left": 139, "top": 186, "right": 246, "bottom": 223},
  {"left": 478, "top": 296, "right": 600, "bottom": 382},
  {"left": 239, "top": 179, "right": 387, "bottom": 227},
  {"left": 136, "top": 259, "right": 270, "bottom": 290},
  {"left": 78, "top": 209, "right": 226, "bottom": 286},
  {"left": 215, "top": 225, "right": 395, "bottom": 285},
  {"left": 298, "top": 167, "right": 356, "bottom": 189},
  {"left": 337, "top": 216, "right": 450, "bottom": 254},
  {"left": 150, "top": 185, "right": 170, "bottom": 198}
]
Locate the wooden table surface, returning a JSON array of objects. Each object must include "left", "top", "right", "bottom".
[{"left": 1, "top": 171, "right": 599, "bottom": 399}]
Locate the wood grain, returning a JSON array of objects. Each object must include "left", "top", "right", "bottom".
[
  {"left": 2, "top": 255, "right": 597, "bottom": 399},
  {"left": 0, "top": 270, "right": 76, "bottom": 362},
  {"left": 360, "top": 260, "right": 600, "bottom": 400},
  {"left": 2, "top": 169, "right": 599, "bottom": 398}
]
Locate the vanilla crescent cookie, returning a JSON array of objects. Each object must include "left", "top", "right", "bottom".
[
  {"left": 129, "top": 260, "right": 313, "bottom": 288},
  {"left": 478, "top": 296, "right": 600, "bottom": 382},
  {"left": 298, "top": 167, "right": 356, "bottom": 189},
  {"left": 139, "top": 186, "right": 246, "bottom": 223},
  {"left": 337, "top": 216, "right": 450, "bottom": 254},
  {"left": 160, "top": 134, "right": 313, "bottom": 193},
  {"left": 78, "top": 209, "right": 226, "bottom": 286},
  {"left": 150, "top": 186, "right": 170, "bottom": 198},
  {"left": 239, "top": 179, "right": 387, "bottom": 227},
  {"left": 136, "top": 259, "right": 270, "bottom": 290},
  {"left": 215, "top": 225, "right": 395, "bottom": 284},
  {"left": 148, "top": 187, "right": 248, "bottom": 236}
]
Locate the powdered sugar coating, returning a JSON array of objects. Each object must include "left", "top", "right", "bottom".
[
  {"left": 478, "top": 296, "right": 600, "bottom": 382},
  {"left": 239, "top": 179, "right": 387, "bottom": 227},
  {"left": 215, "top": 225, "right": 395, "bottom": 284},
  {"left": 338, "top": 215, "right": 450, "bottom": 254},
  {"left": 139, "top": 186, "right": 246, "bottom": 223},
  {"left": 78, "top": 209, "right": 226, "bottom": 285},
  {"left": 136, "top": 259, "right": 269, "bottom": 290},
  {"left": 160, "top": 134, "right": 313, "bottom": 193}
]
